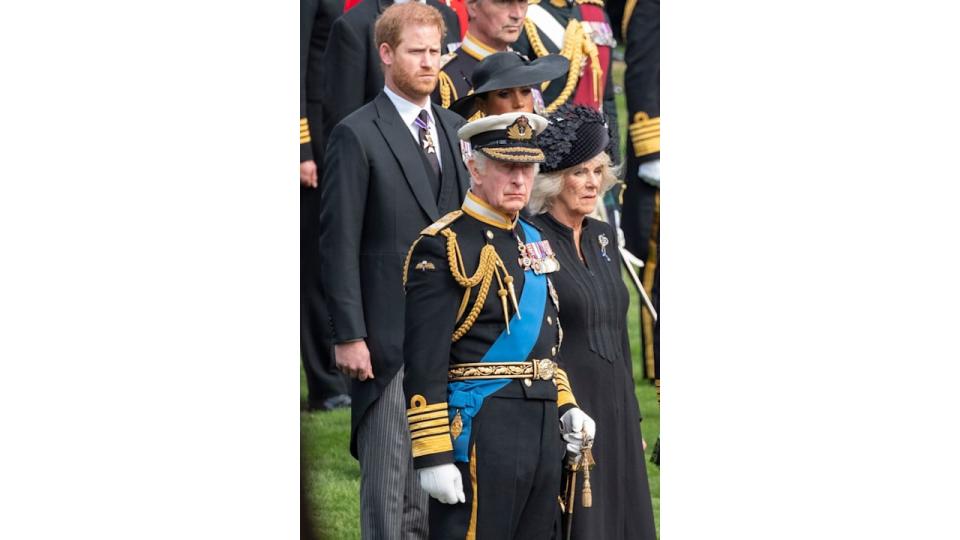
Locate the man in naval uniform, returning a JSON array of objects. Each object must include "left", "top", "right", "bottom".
[
  {"left": 512, "top": 0, "right": 620, "bottom": 162},
  {"left": 401, "top": 112, "right": 597, "bottom": 539},
  {"left": 620, "top": 0, "right": 659, "bottom": 380},
  {"left": 432, "top": 0, "right": 531, "bottom": 109}
]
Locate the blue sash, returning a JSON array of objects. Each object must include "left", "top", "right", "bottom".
[{"left": 448, "top": 219, "right": 547, "bottom": 462}]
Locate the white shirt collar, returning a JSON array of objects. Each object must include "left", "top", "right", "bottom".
[{"left": 384, "top": 85, "right": 435, "bottom": 132}]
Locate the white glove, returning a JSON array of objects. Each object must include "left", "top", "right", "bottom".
[
  {"left": 559, "top": 408, "right": 596, "bottom": 458},
  {"left": 417, "top": 463, "right": 465, "bottom": 504},
  {"left": 638, "top": 159, "right": 660, "bottom": 188}
]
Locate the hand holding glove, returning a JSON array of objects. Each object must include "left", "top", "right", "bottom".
[
  {"left": 559, "top": 408, "right": 596, "bottom": 458},
  {"left": 417, "top": 463, "right": 465, "bottom": 504}
]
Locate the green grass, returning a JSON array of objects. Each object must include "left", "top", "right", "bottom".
[
  {"left": 301, "top": 273, "right": 660, "bottom": 538},
  {"left": 302, "top": 55, "right": 659, "bottom": 538}
]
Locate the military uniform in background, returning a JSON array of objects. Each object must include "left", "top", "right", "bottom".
[
  {"left": 513, "top": 0, "right": 620, "bottom": 162},
  {"left": 620, "top": 0, "right": 659, "bottom": 380},
  {"left": 433, "top": 33, "right": 503, "bottom": 110},
  {"left": 301, "top": 0, "right": 350, "bottom": 409}
]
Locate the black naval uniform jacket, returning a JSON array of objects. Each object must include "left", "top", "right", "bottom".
[
  {"left": 319, "top": 92, "right": 470, "bottom": 457},
  {"left": 620, "top": 0, "right": 659, "bottom": 261},
  {"left": 317, "top": 0, "right": 463, "bottom": 145},
  {"left": 513, "top": 0, "right": 621, "bottom": 163},
  {"left": 301, "top": 0, "right": 345, "bottom": 164},
  {"left": 431, "top": 33, "right": 504, "bottom": 111},
  {"left": 401, "top": 195, "right": 578, "bottom": 469}
]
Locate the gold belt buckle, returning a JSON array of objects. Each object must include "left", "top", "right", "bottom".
[{"left": 531, "top": 359, "right": 555, "bottom": 381}]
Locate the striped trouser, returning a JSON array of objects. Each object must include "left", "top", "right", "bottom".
[{"left": 357, "top": 366, "right": 429, "bottom": 540}]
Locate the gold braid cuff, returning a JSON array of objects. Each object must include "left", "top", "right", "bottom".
[
  {"left": 630, "top": 112, "right": 661, "bottom": 158},
  {"left": 300, "top": 117, "right": 311, "bottom": 144},
  {"left": 407, "top": 395, "right": 453, "bottom": 458},
  {"left": 555, "top": 367, "right": 578, "bottom": 408}
]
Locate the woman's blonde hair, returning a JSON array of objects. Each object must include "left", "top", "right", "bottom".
[{"left": 527, "top": 151, "right": 620, "bottom": 215}]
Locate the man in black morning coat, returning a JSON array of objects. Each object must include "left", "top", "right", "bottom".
[
  {"left": 301, "top": 0, "right": 351, "bottom": 412},
  {"left": 317, "top": 3, "right": 470, "bottom": 538},
  {"left": 317, "top": 0, "right": 463, "bottom": 144}
]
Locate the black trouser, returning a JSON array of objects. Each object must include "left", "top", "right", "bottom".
[
  {"left": 429, "top": 394, "right": 564, "bottom": 540},
  {"left": 301, "top": 183, "right": 348, "bottom": 405}
]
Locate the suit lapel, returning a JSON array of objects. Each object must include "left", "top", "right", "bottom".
[
  {"left": 374, "top": 93, "right": 440, "bottom": 222},
  {"left": 432, "top": 104, "right": 469, "bottom": 202}
]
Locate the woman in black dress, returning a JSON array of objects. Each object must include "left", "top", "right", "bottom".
[{"left": 528, "top": 104, "right": 658, "bottom": 540}]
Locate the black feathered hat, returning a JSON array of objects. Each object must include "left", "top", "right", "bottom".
[{"left": 538, "top": 104, "right": 615, "bottom": 173}]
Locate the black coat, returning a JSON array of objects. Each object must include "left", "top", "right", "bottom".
[
  {"left": 318, "top": 92, "right": 470, "bottom": 457},
  {"left": 301, "top": 0, "right": 346, "bottom": 164},
  {"left": 620, "top": 0, "right": 659, "bottom": 260},
  {"left": 531, "top": 213, "right": 658, "bottom": 540},
  {"left": 316, "top": 0, "right": 462, "bottom": 145}
]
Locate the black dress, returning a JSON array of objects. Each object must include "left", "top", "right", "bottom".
[{"left": 531, "top": 212, "right": 658, "bottom": 540}]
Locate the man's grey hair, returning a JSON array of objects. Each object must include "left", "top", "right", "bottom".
[
  {"left": 468, "top": 152, "right": 540, "bottom": 187},
  {"left": 527, "top": 152, "right": 620, "bottom": 215}
]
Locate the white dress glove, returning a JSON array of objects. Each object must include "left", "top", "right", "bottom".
[
  {"left": 559, "top": 408, "right": 597, "bottom": 458},
  {"left": 638, "top": 159, "right": 660, "bottom": 188},
  {"left": 417, "top": 463, "right": 465, "bottom": 504}
]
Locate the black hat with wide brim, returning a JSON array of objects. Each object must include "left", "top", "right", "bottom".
[{"left": 449, "top": 52, "right": 570, "bottom": 119}]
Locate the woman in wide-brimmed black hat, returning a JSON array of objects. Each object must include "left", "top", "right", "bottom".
[{"left": 449, "top": 51, "right": 569, "bottom": 121}]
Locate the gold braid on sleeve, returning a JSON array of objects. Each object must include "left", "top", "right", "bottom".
[{"left": 441, "top": 229, "right": 517, "bottom": 341}]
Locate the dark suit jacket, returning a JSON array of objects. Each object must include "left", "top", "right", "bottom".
[
  {"left": 317, "top": 0, "right": 462, "bottom": 145},
  {"left": 319, "top": 91, "right": 470, "bottom": 456}
]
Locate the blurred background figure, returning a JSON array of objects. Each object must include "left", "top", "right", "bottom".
[
  {"left": 301, "top": 0, "right": 351, "bottom": 412},
  {"left": 346, "top": 0, "right": 469, "bottom": 39},
  {"left": 620, "top": 0, "right": 659, "bottom": 381}
]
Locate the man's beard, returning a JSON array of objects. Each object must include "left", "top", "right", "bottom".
[{"left": 394, "top": 67, "right": 438, "bottom": 100}]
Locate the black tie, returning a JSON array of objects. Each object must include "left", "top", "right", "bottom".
[{"left": 416, "top": 109, "right": 441, "bottom": 180}]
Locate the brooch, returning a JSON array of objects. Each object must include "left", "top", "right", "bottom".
[{"left": 598, "top": 234, "right": 611, "bottom": 262}]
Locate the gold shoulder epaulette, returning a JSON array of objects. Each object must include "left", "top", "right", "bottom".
[
  {"left": 420, "top": 210, "right": 463, "bottom": 236},
  {"left": 439, "top": 51, "right": 457, "bottom": 68}
]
